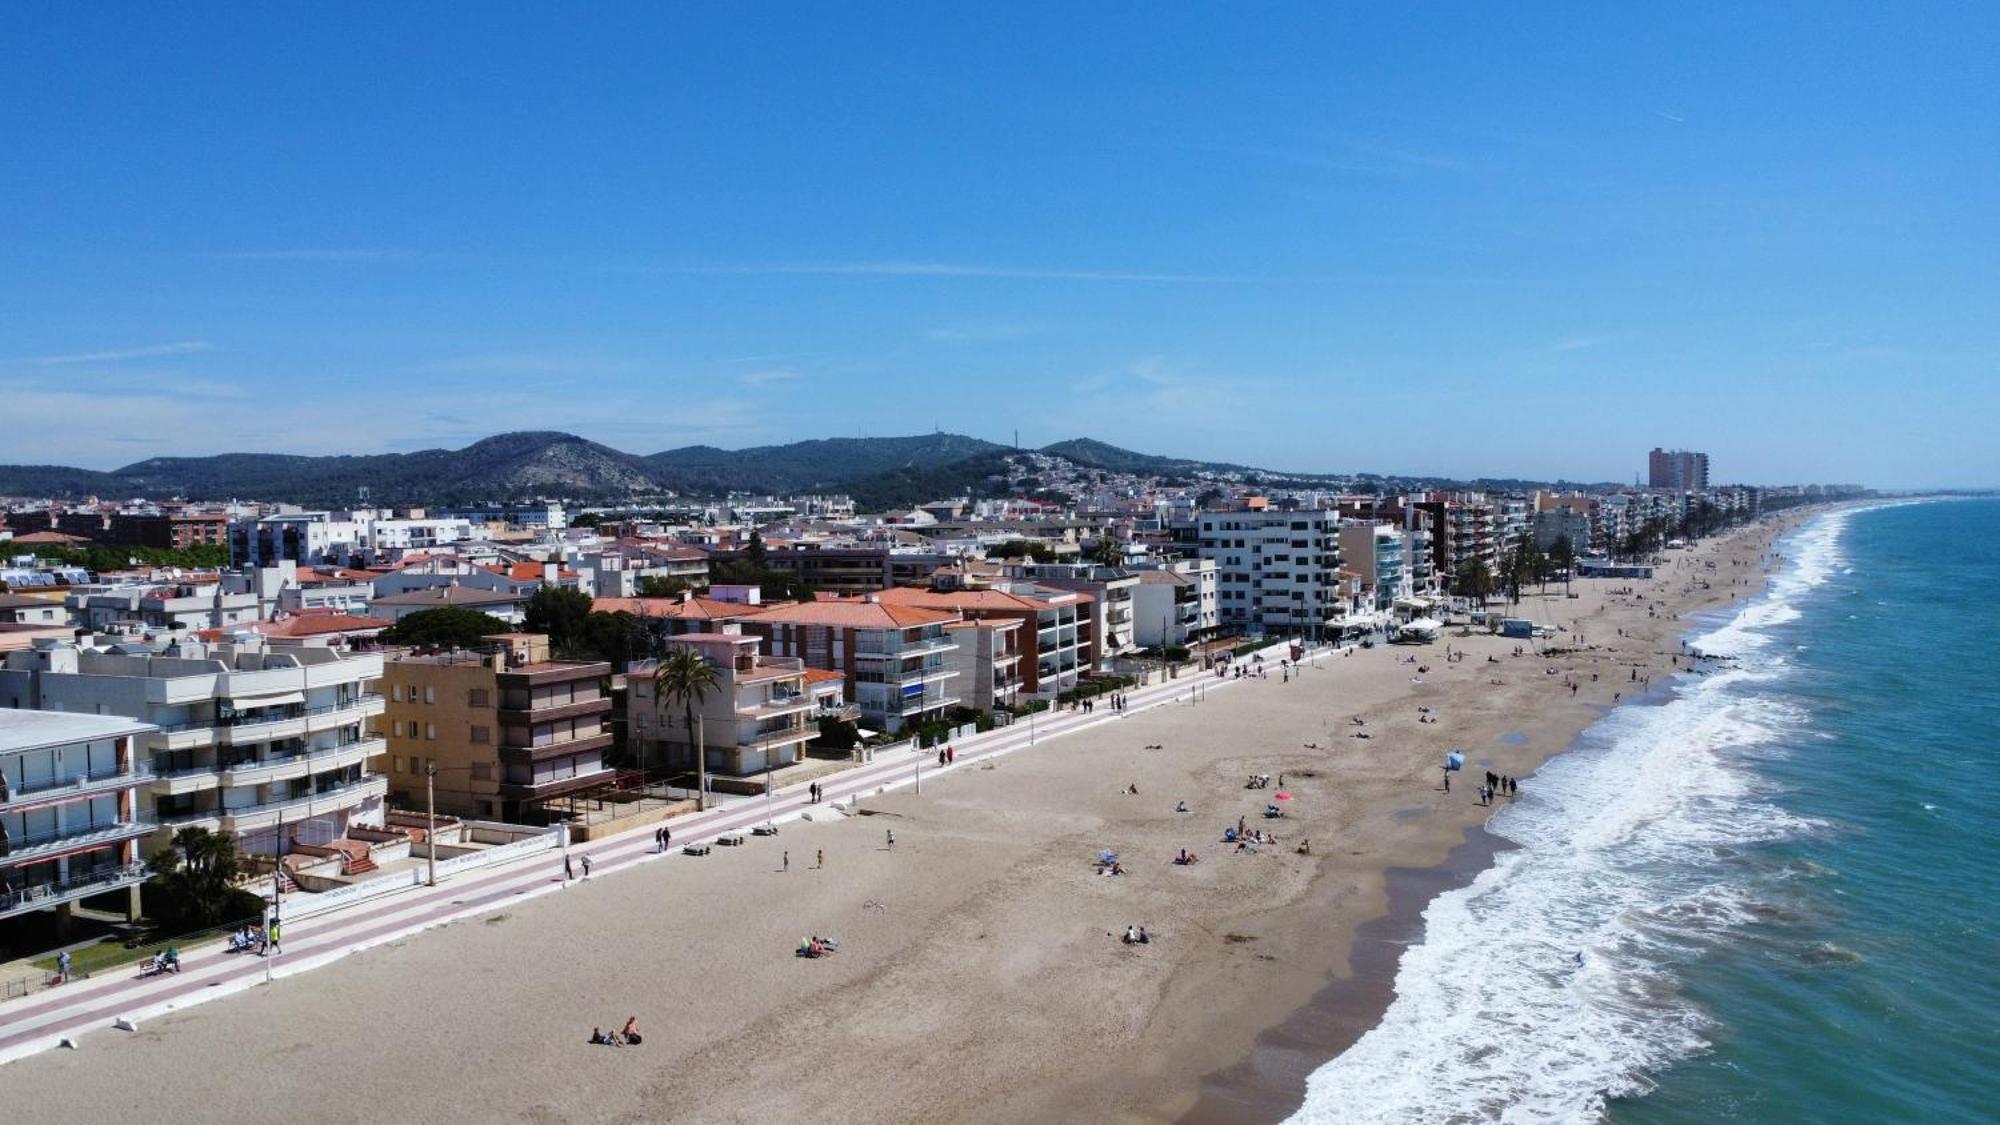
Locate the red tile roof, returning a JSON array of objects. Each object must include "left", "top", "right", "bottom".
[{"left": 744, "top": 596, "right": 959, "bottom": 630}]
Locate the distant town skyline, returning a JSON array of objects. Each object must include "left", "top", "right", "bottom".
[{"left": 3, "top": 5, "right": 1995, "bottom": 488}]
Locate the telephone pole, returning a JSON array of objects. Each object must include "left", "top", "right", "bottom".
[{"left": 425, "top": 762, "right": 438, "bottom": 887}]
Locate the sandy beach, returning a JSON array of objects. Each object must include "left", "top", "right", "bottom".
[{"left": 2, "top": 518, "right": 1798, "bottom": 1124}]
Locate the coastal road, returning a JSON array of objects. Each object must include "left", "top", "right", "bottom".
[{"left": 0, "top": 647, "right": 1303, "bottom": 1064}]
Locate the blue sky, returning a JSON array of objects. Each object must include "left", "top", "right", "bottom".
[{"left": 2, "top": 4, "right": 1994, "bottom": 488}]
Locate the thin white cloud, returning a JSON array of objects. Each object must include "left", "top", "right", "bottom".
[
  {"left": 925, "top": 324, "right": 1039, "bottom": 345},
  {"left": 1550, "top": 337, "right": 1601, "bottom": 352},
  {"left": 739, "top": 369, "right": 800, "bottom": 386},
  {"left": 23, "top": 340, "right": 214, "bottom": 365},
  {"left": 1655, "top": 111, "right": 1686, "bottom": 124}
]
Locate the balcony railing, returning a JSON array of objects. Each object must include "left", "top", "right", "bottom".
[
  {"left": 1, "top": 762, "right": 151, "bottom": 809},
  {"left": 0, "top": 862, "right": 150, "bottom": 919},
  {"left": 0, "top": 819, "right": 157, "bottom": 865}
]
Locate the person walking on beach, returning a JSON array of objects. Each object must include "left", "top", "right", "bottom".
[
  {"left": 267, "top": 918, "right": 282, "bottom": 955},
  {"left": 1441, "top": 770, "right": 1450, "bottom": 793},
  {"left": 783, "top": 851, "right": 790, "bottom": 873},
  {"left": 581, "top": 853, "right": 594, "bottom": 880},
  {"left": 563, "top": 852, "right": 574, "bottom": 881},
  {"left": 886, "top": 829, "right": 895, "bottom": 850},
  {"left": 816, "top": 848, "right": 824, "bottom": 870}
]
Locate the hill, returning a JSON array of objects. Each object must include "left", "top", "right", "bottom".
[
  {"left": 647, "top": 433, "right": 1004, "bottom": 494},
  {"left": 1037, "top": 437, "right": 1265, "bottom": 479}
]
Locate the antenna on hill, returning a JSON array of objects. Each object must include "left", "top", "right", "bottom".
[{"left": 1013, "top": 429, "right": 1019, "bottom": 449}]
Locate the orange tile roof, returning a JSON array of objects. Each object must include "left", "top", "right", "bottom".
[
  {"left": 802, "top": 667, "right": 845, "bottom": 686},
  {"left": 196, "top": 613, "right": 394, "bottom": 641},
  {"left": 744, "top": 597, "right": 958, "bottom": 630},
  {"left": 875, "top": 585, "right": 1090, "bottom": 612}
]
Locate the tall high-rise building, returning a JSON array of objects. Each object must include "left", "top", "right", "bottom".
[{"left": 1647, "top": 448, "right": 1710, "bottom": 492}]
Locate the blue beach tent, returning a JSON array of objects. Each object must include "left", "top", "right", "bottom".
[{"left": 1444, "top": 751, "right": 1465, "bottom": 771}]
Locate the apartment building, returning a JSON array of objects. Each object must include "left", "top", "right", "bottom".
[
  {"left": 627, "top": 628, "right": 818, "bottom": 777},
  {"left": 1336, "top": 523, "right": 1411, "bottom": 614},
  {"left": 379, "top": 633, "right": 613, "bottom": 822},
  {"left": 874, "top": 582, "right": 1092, "bottom": 699},
  {"left": 1128, "top": 558, "right": 1220, "bottom": 648},
  {"left": 739, "top": 597, "right": 961, "bottom": 733},
  {"left": 0, "top": 593, "right": 67, "bottom": 626},
  {"left": 1647, "top": 448, "right": 1710, "bottom": 493},
  {"left": 1195, "top": 506, "right": 1346, "bottom": 639},
  {"left": 997, "top": 562, "right": 1140, "bottom": 666},
  {"left": 69, "top": 580, "right": 261, "bottom": 632},
  {"left": 943, "top": 618, "right": 1023, "bottom": 713},
  {"left": 1, "top": 709, "right": 156, "bottom": 925},
  {"left": 369, "top": 584, "right": 533, "bottom": 625},
  {"left": 0, "top": 633, "right": 387, "bottom": 857}
]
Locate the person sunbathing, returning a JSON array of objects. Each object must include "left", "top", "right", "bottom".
[
  {"left": 621, "top": 1017, "right": 642, "bottom": 1045},
  {"left": 1296, "top": 839, "right": 1311, "bottom": 855}
]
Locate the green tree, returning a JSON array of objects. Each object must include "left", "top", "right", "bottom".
[
  {"left": 1549, "top": 537, "right": 1577, "bottom": 595},
  {"left": 991, "top": 539, "right": 1055, "bottom": 563},
  {"left": 524, "top": 585, "right": 594, "bottom": 653},
  {"left": 1089, "top": 535, "right": 1123, "bottom": 566},
  {"left": 652, "top": 648, "right": 721, "bottom": 810},
  {"left": 634, "top": 575, "right": 690, "bottom": 598},
  {"left": 579, "top": 610, "right": 649, "bottom": 669},
  {"left": 147, "top": 826, "right": 250, "bottom": 929},
  {"left": 744, "top": 529, "right": 769, "bottom": 569},
  {"left": 380, "top": 606, "right": 511, "bottom": 650},
  {"left": 1457, "top": 558, "right": 1494, "bottom": 604}
]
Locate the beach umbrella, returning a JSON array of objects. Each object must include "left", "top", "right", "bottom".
[{"left": 1273, "top": 791, "right": 1294, "bottom": 800}]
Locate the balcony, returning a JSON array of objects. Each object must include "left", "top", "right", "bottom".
[
  {"left": 220, "top": 736, "right": 385, "bottom": 789},
  {"left": 215, "top": 775, "right": 389, "bottom": 834},
  {"left": 302, "top": 693, "right": 386, "bottom": 733},
  {"left": 737, "top": 692, "right": 818, "bottom": 720},
  {"left": 0, "top": 818, "right": 158, "bottom": 867},
  {"left": 0, "top": 762, "right": 151, "bottom": 812},
  {"left": 498, "top": 696, "right": 612, "bottom": 725},
  {"left": 497, "top": 728, "right": 614, "bottom": 765},
  {"left": 215, "top": 712, "right": 307, "bottom": 745},
  {"left": 854, "top": 635, "right": 957, "bottom": 659},
  {"left": 739, "top": 726, "right": 815, "bottom": 753},
  {"left": 0, "top": 861, "right": 151, "bottom": 920},
  {"left": 147, "top": 724, "right": 216, "bottom": 752}
]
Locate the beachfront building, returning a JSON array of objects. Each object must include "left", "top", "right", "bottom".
[
  {"left": 739, "top": 597, "right": 962, "bottom": 734},
  {"left": 1647, "top": 448, "right": 1710, "bottom": 493},
  {"left": 944, "top": 618, "right": 1024, "bottom": 714},
  {"left": 0, "top": 633, "right": 387, "bottom": 857},
  {"left": 379, "top": 633, "right": 613, "bottom": 822},
  {"left": 996, "top": 562, "right": 1141, "bottom": 667},
  {"left": 626, "top": 628, "right": 817, "bottom": 778},
  {"left": 1128, "top": 559, "right": 1220, "bottom": 648},
  {"left": 873, "top": 582, "right": 1092, "bottom": 700},
  {"left": 1, "top": 709, "right": 156, "bottom": 925},
  {"left": 1195, "top": 504, "right": 1346, "bottom": 640},
  {"left": 1336, "top": 523, "right": 1411, "bottom": 615}
]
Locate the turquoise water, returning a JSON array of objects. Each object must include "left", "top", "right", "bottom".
[
  {"left": 1617, "top": 499, "right": 2000, "bottom": 1123},
  {"left": 1293, "top": 500, "right": 2000, "bottom": 1122}
]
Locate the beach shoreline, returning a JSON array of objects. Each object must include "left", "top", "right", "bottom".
[{"left": 0, "top": 513, "right": 1808, "bottom": 1125}]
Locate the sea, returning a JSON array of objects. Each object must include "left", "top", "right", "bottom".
[{"left": 1291, "top": 498, "right": 2000, "bottom": 1123}]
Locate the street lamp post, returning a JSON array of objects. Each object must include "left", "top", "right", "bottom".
[{"left": 425, "top": 762, "right": 438, "bottom": 887}]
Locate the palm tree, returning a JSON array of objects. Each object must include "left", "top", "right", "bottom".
[{"left": 653, "top": 649, "right": 721, "bottom": 811}]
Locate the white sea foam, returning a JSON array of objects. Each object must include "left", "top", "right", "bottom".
[{"left": 1290, "top": 511, "right": 1853, "bottom": 1124}]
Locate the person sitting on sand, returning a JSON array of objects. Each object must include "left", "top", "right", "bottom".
[
  {"left": 621, "top": 1017, "right": 642, "bottom": 1045},
  {"left": 1175, "top": 800, "right": 1189, "bottom": 813},
  {"left": 1297, "top": 839, "right": 1311, "bottom": 855},
  {"left": 1137, "top": 925, "right": 1151, "bottom": 944},
  {"left": 1124, "top": 924, "right": 1141, "bottom": 944}
]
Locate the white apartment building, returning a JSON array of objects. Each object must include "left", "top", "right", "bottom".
[
  {"left": 0, "top": 633, "right": 387, "bottom": 857},
  {"left": 944, "top": 617, "right": 1023, "bottom": 714},
  {"left": 1129, "top": 558, "right": 1220, "bottom": 648},
  {"left": 628, "top": 628, "right": 819, "bottom": 778},
  {"left": 68, "top": 581, "right": 261, "bottom": 632},
  {"left": 1, "top": 709, "right": 156, "bottom": 924},
  {"left": 999, "top": 562, "right": 1141, "bottom": 666},
  {"left": 1337, "top": 523, "right": 1412, "bottom": 615},
  {"left": 233, "top": 510, "right": 474, "bottom": 567},
  {"left": 1196, "top": 506, "right": 1345, "bottom": 639},
  {"left": 740, "top": 597, "right": 962, "bottom": 733}
]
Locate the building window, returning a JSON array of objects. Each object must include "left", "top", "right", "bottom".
[
  {"left": 391, "top": 720, "right": 404, "bottom": 738},
  {"left": 392, "top": 755, "right": 405, "bottom": 773},
  {"left": 425, "top": 723, "right": 437, "bottom": 740},
  {"left": 423, "top": 686, "right": 436, "bottom": 704},
  {"left": 471, "top": 762, "right": 492, "bottom": 781},
  {"left": 469, "top": 688, "right": 489, "bottom": 707},
  {"left": 390, "top": 684, "right": 403, "bottom": 702},
  {"left": 470, "top": 725, "right": 490, "bottom": 744}
]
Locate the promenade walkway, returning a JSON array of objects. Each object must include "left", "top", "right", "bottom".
[{"left": 0, "top": 648, "right": 1300, "bottom": 1065}]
